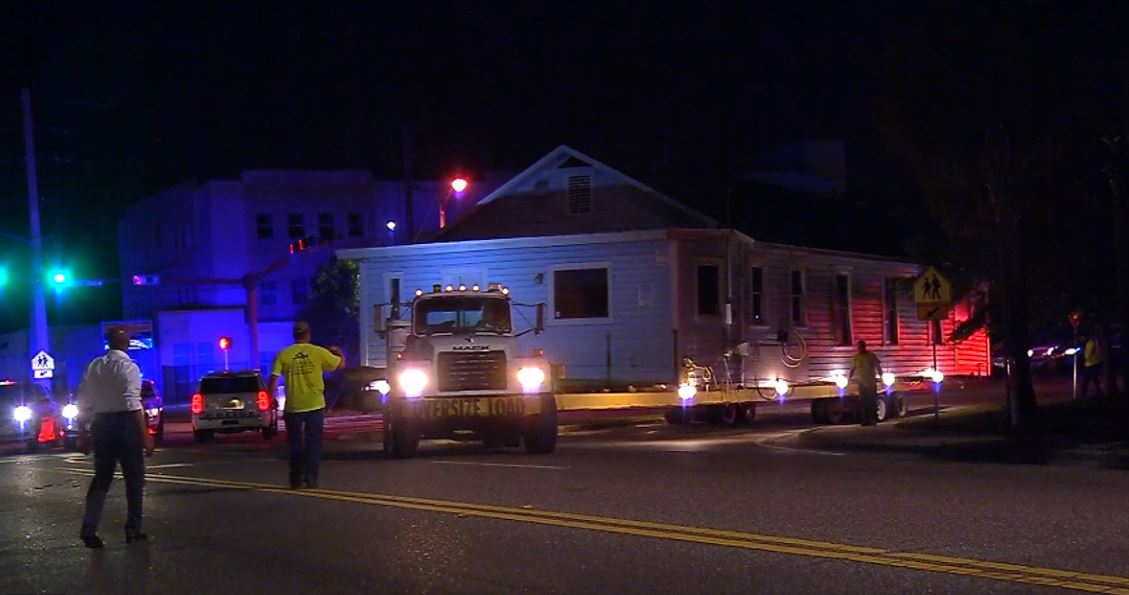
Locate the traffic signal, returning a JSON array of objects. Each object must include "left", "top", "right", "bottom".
[
  {"left": 0, "top": 267, "right": 7, "bottom": 289},
  {"left": 218, "top": 336, "right": 232, "bottom": 351},
  {"left": 48, "top": 269, "right": 70, "bottom": 290}
]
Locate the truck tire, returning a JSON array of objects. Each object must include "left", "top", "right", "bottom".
[
  {"left": 826, "top": 399, "right": 851, "bottom": 425},
  {"left": 710, "top": 403, "right": 738, "bottom": 426},
  {"left": 811, "top": 400, "right": 829, "bottom": 424},
  {"left": 891, "top": 394, "right": 908, "bottom": 418},
  {"left": 737, "top": 402, "right": 757, "bottom": 425},
  {"left": 523, "top": 395, "right": 558, "bottom": 455},
  {"left": 384, "top": 413, "right": 419, "bottom": 459},
  {"left": 875, "top": 397, "right": 889, "bottom": 423}
]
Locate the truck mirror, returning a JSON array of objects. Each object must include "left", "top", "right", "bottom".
[
  {"left": 535, "top": 303, "right": 545, "bottom": 336},
  {"left": 373, "top": 304, "right": 386, "bottom": 335},
  {"left": 734, "top": 342, "right": 750, "bottom": 357}
]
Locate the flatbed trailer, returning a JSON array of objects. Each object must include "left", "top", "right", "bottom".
[{"left": 554, "top": 375, "right": 946, "bottom": 426}]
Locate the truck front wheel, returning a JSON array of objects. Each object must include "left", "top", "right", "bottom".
[
  {"left": 523, "top": 395, "right": 558, "bottom": 455},
  {"left": 383, "top": 412, "right": 420, "bottom": 459}
]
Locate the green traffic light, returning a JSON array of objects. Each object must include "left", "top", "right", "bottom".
[
  {"left": 53, "top": 272, "right": 66, "bottom": 284},
  {"left": 0, "top": 268, "right": 7, "bottom": 288}
]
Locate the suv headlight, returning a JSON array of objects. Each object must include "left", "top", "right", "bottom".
[
  {"left": 13, "top": 405, "right": 32, "bottom": 423},
  {"left": 517, "top": 367, "right": 546, "bottom": 392},
  {"left": 62, "top": 404, "right": 80, "bottom": 419},
  {"left": 398, "top": 369, "right": 428, "bottom": 398}
]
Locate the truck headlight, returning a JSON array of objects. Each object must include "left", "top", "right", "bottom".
[
  {"left": 62, "top": 404, "right": 80, "bottom": 419},
  {"left": 517, "top": 367, "right": 546, "bottom": 392},
  {"left": 677, "top": 383, "right": 697, "bottom": 401},
  {"left": 371, "top": 380, "right": 391, "bottom": 396},
  {"left": 398, "top": 369, "right": 428, "bottom": 398},
  {"left": 881, "top": 372, "right": 896, "bottom": 387},
  {"left": 13, "top": 405, "right": 32, "bottom": 423}
]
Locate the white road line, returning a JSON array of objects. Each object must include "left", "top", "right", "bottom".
[
  {"left": 430, "top": 460, "right": 569, "bottom": 470},
  {"left": 752, "top": 432, "right": 846, "bottom": 457},
  {"left": 147, "top": 463, "right": 195, "bottom": 469}
]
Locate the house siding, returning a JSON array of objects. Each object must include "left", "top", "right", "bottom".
[{"left": 353, "top": 234, "right": 675, "bottom": 384}]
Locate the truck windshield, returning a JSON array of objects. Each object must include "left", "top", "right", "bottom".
[{"left": 414, "top": 296, "right": 512, "bottom": 335}]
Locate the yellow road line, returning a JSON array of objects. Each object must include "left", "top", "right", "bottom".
[{"left": 63, "top": 469, "right": 1129, "bottom": 593}]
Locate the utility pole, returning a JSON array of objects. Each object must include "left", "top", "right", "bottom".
[
  {"left": 22, "top": 88, "right": 49, "bottom": 387},
  {"left": 402, "top": 124, "right": 415, "bottom": 243}
]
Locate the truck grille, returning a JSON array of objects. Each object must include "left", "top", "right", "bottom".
[{"left": 437, "top": 351, "right": 507, "bottom": 392}]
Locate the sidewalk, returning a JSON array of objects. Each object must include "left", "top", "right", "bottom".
[{"left": 799, "top": 400, "right": 1129, "bottom": 468}]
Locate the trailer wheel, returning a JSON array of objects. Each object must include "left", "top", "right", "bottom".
[
  {"left": 826, "top": 399, "right": 851, "bottom": 425},
  {"left": 891, "top": 394, "right": 908, "bottom": 418},
  {"left": 523, "top": 395, "right": 558, "bottom": 455},
  {"left": 737, "top": 402, "right": 757, "bottom": 425},
  {"left": 710, "top": 404, "right": 738, "bottom": 426},
  {"left": 664, "top": 407, "right": 694, "bottom": 425},
  {"left": 811, "top": 400, "right": 829, "bottom": 424},
  {"left": 875, "top": 397, "right": 889, "bottom": 423},
  {"left": 384, "top": 412, "right": 419, "bottom": 459}
]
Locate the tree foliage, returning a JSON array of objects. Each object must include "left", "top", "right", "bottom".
[{"left": 298, "top": 257, "right": 360, "bottom": 363}]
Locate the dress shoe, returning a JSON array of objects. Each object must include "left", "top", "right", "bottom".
[{"left": 81, "top": 534, "right": 104, "bottom": 549}]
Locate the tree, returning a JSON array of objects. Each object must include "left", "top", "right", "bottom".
[{"left": 298, "top": 257, "right": 360, "bottom": 364}]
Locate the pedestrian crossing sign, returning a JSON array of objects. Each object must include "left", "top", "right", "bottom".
[
  {"left": 913, "top": 266, "right": 952, "bottom": 305},
  {"left": 31, "top": 350, "right": 55, "bottom": 379}
]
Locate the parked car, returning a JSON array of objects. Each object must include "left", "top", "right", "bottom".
[
  {"left": 0, "top": 380, "right": 71, "bottom": 453},
  {"left": 190, "top": 370, "right": 278, "bottom": 443},
  {"left": 141, "top": 380, "right": 165, "bottom": 444}
]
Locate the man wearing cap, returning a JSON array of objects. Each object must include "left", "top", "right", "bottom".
[{"left": 269, "top": 321, "right": 345, "bottom": 489}]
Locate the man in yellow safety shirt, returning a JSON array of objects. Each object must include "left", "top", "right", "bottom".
[
  {"left": 849, "top": 340, "right": 884, "bottom": 426},
  {"left": 1081, "top": 332, "right": 1104, "bottom": 398},
  {"left": 269, "top": 321, "right": 345, "bottom": 489}
]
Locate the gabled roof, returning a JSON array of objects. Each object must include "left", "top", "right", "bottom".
[{"left": 451, "top": 144, "right": 717, "bottom": 230}]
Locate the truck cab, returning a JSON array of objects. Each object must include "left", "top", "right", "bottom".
[{"left": 376, "top": 284, "right": 556, "bottom": 458}]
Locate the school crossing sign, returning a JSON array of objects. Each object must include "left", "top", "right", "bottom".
[
  {"left": 31, "top": 350, "right": 55, "bottom": 379},
  {"left": 914, "top": 266, "right": 952, "bottom": 321}
]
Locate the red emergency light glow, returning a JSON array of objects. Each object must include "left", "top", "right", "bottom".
[
  {"left": 218, "top": 336, "right": 232, "bottom": 351},
  {"left": 451, "top": 177, "right": 468, "bottom": 193},
  {"left": 257, "top": 391, "right": 270, "bottom": 412}
]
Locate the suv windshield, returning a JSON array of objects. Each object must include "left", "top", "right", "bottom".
[
  {"left": 200, "top": 376, "right": 261, "bottom": 394},
  {"left": 414, "top": 296, "right": 512, "bottom": 335}
]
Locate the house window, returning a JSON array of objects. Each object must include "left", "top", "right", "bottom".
[
  {"left": 884, "top": 278, "right": 899, "bottom": 345},
  {"left": 287, "top": 214, "right": 304, "bottom": 239},
  {"left": 568, "top": 175, "right": 592, "bottom": 214},
  {"left": 347, "top": 213, "right": 363, "bottom": 238},
  {"left": 291, "top": 280, "right": 308, "bottom": 306},
  {"left": 790, "top": 270, "right": 806, "bottom": 326},
  {"left": 834, "top": 274, "right": 852, "bottom": 346},
  {"left": 389, "top": 276, "right": 402, "bottom": 320},
  {"left": 261, "top": 281, "right": 277, "bottom": 306},
  {"left": 553, "top": 267, "right": 609, "bottom": 319},
  {"left": 697, "top": 264, "right": 720, "bottom": 316},
  {"left": 932, "top": 319, "right": 943, "bottom": 345},
  {"left": 751, "top": 267, "right": 765, "bottom": 325},
  {"left": 256, "top": 214, "right": 273, "bottom": 239},
  {"left": 318, "top": 213, "right": 335, "bottom": 241}
]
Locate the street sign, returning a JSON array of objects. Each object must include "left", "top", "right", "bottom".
[
  {"left": 917, "top": 304, "right": 949, "bottom": 321},
  {"left": 913, "top": 266, "right": 952, "bottom": 305},
  {"left": 31, "top": 350, "right": 55, "bottom": 379}
]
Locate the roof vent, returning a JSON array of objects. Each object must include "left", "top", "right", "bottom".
[{"left": 568, "top": 175, "right": 592, "bottom": 214}]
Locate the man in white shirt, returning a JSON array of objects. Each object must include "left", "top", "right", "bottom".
[{"left": 78, "top": 329, "right": 154, "bottom": 549}]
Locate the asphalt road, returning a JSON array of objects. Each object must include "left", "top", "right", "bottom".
[{"left": 3, "top": 379, "right": 1127, "bottom": 595}]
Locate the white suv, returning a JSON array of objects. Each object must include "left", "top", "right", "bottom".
[{"left": 191, "top": 370, "right": 278, "bottom": 443}]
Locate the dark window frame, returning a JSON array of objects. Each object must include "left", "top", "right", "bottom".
[
  {"left": 884, "top": 278, "right": 900, "bottom": 345},
  {"left": 287, "top": 214, "right": 305, "bottom": 239},
  {"left": 696, "top": 264, "right": 721, "bottom": 317},
  {"left": 551, "top": 266, "right": 610, "bottom": 321},
  {"left": 751, "top": 266, "right": 766, "bottom": 326},
  {"left": 256, "top": 214, "right": 273, "bottom": 239},
  {"left": 834, "top": 273, "right": 852, "bottom": 346},
  {"left": 790, "top": 270, "right": 806, "bottom": 326}
]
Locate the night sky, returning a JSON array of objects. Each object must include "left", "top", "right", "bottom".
[{"left": 2, "top": 1, "right": 1126, "bottom": 333}]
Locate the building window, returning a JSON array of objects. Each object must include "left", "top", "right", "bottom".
[
  {"left": 318, "top": 213, "right": 335, "bottom": 241},
  {"left": 751, "top": 267, "right": 765, "bottom": 325},
  {"left": 552, "top": 267, "right": 609, "bottom": 319},
  {"left": 568, "top": 175, "right": 592, "bottom": 214},
  {"left": 834, "top": 274, "right": 852, "bottom": 346},
  {"left": 261, "top": 281, "right": 277, "bottom": 306},
  {"left": 347, "top": 213, "right": 363, "bottom": 238},
  {"left": 287, "top": 214, "right": 304, "bottom": 239},
  {"left": 790, "top": 270, "right": 806, "bottom": 326},
  {"left": 932, "top": 319, "right": 943, "bottom": 345},
  {"left": 697, "top": 264, "right": 720, "bottom": 316},
  {"left": 884, "top": 278, "right": 899, "bottom": 345},
  {"left": 291, "top": 280, "right": 308, "bottom": 305},
  {"left": 388, "top": 275, "right": 402, "bottom": 320},
  {"left": 256, "top": 214, "right": 273, "bottom": 239}
]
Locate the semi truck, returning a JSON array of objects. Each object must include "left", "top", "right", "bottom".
[{"left": 374, "top": 283, "right": 557, "bottom": 458}]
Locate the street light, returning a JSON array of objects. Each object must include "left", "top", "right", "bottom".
[{"left": 439, "top": 176, "right": 469, "bottom": 230}]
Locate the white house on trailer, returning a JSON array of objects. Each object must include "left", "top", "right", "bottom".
[{"left": 339, "top": 145, "right": 990, "bottom": 388}]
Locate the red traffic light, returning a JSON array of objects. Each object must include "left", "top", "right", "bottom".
[{"left": 218, "top": 336, "right": 232, "bottom": 351}]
